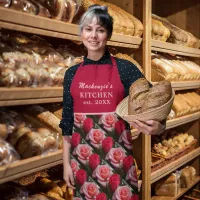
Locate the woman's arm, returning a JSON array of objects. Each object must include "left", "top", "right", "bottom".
[
  {"left": 63, "top": 136, "right": 75, "bottom": 189},
  {"left": 59, "top": 66, "right": 78, "bottom": 189},
  {"left": 117, "top": 59, "right": 166, "bottom": 135}
]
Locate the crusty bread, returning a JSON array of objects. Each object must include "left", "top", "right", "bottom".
[
  {"left": 24, "top": 105, "right": 61, "bottom": 134},
  {"left": 128, "top": 78, "right": 172, "bottom": 115},
  {"left": 152, "top": 19, "right": 170, "bottom": 41}
]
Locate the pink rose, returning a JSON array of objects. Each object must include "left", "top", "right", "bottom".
[
  {"left": 89, "top": 154, "right": 100, "bottom": 170},
  {"left": 119, "top": 130, "right": 132, "bottom": 150},
  {"left": 96, "top": 193, "right": 107, "bottom": 200},
  {"left": 109, "top": 174, "right": 120, "bottom": 192},
  {"left": 81, "top": 182, "right": 99, "bottom": 200},
  {"left": 113, "top": 186, "right": 132, "bottom": 200},
  {"left": 83, "top": 118, "right": 94, "bottom": 133},
  {"left": 71, "top": 159, "right": 79, "bottom": 175},
  {"left": 76, "top": 169, "right": 87, "bottom": 186},
  {"left": 123, "top": 156, "right": 134, "bottom": 173},
  {"left": 106, "top": 147, "right": 126, "bottom": 168},
  {"left": 75, "top": 144, "right": 92, "bottom": 165},
  {"left": 71, "top": 132, "right": 81, "bottom": 149},
  {"left": 102, "top": 137, "right": 113, "bottom": 154},
  {"left": 130, "top": 194, "right": 139, "bottom": 200},
  {"left": 99, "top": 114, "right": 118, "bottom": 131},
  {"left": 74, "top": 114, "right": 86, "bottom": 128},
  {"left": 87, "top": 129, "right": 106, "bottom": 148},
  {"left": 93, "top": 165, "right": 112, "bottom": 187},
  {"left": 115, "top": 120, "right": 126, "bottom": 136},
  {"left": 125, "top": 166, "right": 138, "bottom": 187}
]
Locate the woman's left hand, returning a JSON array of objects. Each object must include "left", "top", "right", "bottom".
[{"left": 131, "top": 120, "right": 166, "bottom": 135}]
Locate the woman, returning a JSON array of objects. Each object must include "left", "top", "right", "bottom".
[{"left": 60, "top": 5, "right": 165, "bottom": 199}]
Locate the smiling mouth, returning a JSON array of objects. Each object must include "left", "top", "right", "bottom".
[{"left": 89, "top": 41, "right": 99, "bottom": 44}]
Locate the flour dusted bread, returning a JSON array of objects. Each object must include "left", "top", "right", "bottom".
[{"left": 128, "top": 78, "right": 172, "bottom": 115}]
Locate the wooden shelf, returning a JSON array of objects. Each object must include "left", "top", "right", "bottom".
[
  {"left": 152, "top": 81, "right": 200, "bottom": 90},
  {"left": 166, "top": 112, "right": 200, "bottom": 130},
  {"left": 0, "top": 7, "right": 142, "bottom": 49},
  {"left": 0, "top": 150, "right": 62, "bottom": 184},
  {"left": 151, "top": 40, "right": 200, "bottom": 58},
  {"left": 152, "top": 176, "right": 200, "bottom": 200},
  {"left": 151, "top": 147, "right": 200, "bottom": 184},
  {"left": 0, "top": 87, "right": 63, "bottom": 106}
]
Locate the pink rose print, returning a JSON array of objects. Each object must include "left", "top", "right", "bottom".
[
  {"left": 86, "top": 129, "right": 106, "bottom": 148},
  {"left": 74, "top": 114, "right": 86, "bottom": 128},
  {"left": 106, "top": 147, "right": 126, "bottom": 168},
  {"left": 99, "top": 113, "right": 118, "bottom": 132},
  {"left": 89, "top": 154, "right": 100, "bottom": 170},
  {"left": 125, "top": 166, "right": 138, "bottom": 187},
  {"left": 109, "top": 174, "right": 120, "bottom": 192},
  {"left": 76, "top": 169, "right": 87, "bottom": 187},
  {"left": 112, "top": 186, "right": 132, "bottom": 200},
  {"left": 115, "top": 120, "right": 126, "bottom": 136},
  {"left": 102, "top": 137, "right": 113, "bottom": 154},
  {"left": 96, "top": 193, "right": 107, "bottom": 200},
  {"left": 119, "top": 130, "right": 132, "bottom": 150},
  {"left": 83, "top": 118, "right": 94, "bottom": 134},
  {"left": 81, "top": 182, "right": 99, "bottom": 200},
  {"left": 71, "top": 132, "right": 81, "bottom": 149},
  {"left": 71, "top": 159, "right": 80, "bottom": 175},
  {"left": 130, "top": 194, "right": 139, "bottom": 200},
  {"left": 74, "top": 144, "right": 92, "bottom": 165},
  {"left": 123, "top": 156, "right": 134, "bottom": 173},
  {"left": 92, "top": 165, "right": 113, "bottom": 187}
]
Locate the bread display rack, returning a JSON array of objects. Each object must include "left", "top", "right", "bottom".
[{"left": 0, "top": 0, "right": 200, "bottom": 200}]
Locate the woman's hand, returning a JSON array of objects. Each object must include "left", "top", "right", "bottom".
[
  {"left": 131, "top": 120, "right": 166, "bottom": 135},
  {"left": 63, "top": 163, "right": 75, "bottom": 189}
]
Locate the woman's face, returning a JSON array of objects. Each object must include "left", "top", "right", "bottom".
[{"left": 81, "top": 17, "right": 108, "bottom": 53}]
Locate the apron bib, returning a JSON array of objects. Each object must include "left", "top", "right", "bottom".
[{"left": 69, "top": 57, "right": 139, "bottom": 200}]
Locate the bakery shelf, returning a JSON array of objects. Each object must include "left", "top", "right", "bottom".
[
  {"left": 151, "top": 40, "right": 200, "bottom": 58},
  {"left": 0, "top": 87, "right": 63, "bottom": 106},
  {"left": 0, "top": 7, "right": 142, "bottom": 49},
  {"left": 166, "top": 111, "right": 200, "bottom": 130},
  {"left": 152, "top": 81, "right": 200, "bottom": 90},
  {"left": 0, "top": 150, "right": 62, "bottom": 184},
  {"left": 151, "top": 176, "right": 200, "bottom": 200},
  {"left": 151, "top": 147, "right": 200, "bottom": 184}
]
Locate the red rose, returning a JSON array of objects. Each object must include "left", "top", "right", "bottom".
[
  {"left": 96, "top": 193, "right": 107, "bottom": 200},
  {"left": 71, "top": 132, "right": 81, "bottom": 149},
  {"left": 76, "top": 169, "right": 87, "bottom": 186},
  {"left": 102, "top": 137, "right": 113, "bottom": 154},
  {"left": 123, "top": 156, "right": 134, "bottom": 173},
  {"left": 83, "top": 118, "right": 94, "bottom": 133},
  {"left": 109, "top": 174, "right": 120, "bottom": 192},
  {"left": 130, "top": 194, "right": 139, "bottom": 200},
  {"left": 89, "top": 154, "right": 100, "bottom": 170},
  {"left": 115, "top": 120, "right": 126, "bottom": 136}
]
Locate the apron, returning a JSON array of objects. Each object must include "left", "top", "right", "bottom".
[{"left": 70, "top": 57, "right": 139, "bottom": 200}]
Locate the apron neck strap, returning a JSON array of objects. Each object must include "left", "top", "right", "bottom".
[{"left": 79, "top": 55, "right": 117, "bottom": 67}]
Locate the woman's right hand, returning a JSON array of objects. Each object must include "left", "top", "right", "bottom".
[{"left": 63, "top": 163, "right": 75, "bottom": 189}]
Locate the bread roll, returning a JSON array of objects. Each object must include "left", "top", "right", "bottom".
[{"left": 8, "top": 127, "right": 32, "bottom": 147}]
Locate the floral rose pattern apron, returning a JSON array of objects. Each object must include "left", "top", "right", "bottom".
[{"left": 70, "top": 57, "right": 139, "bottom": 200}]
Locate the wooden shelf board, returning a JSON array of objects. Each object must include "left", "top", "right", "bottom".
[
  {"left": 0, "top": 150, "right": 62, "bottom": 184},
  {"left": 0, "top": 7, "right": 142, "bottom": 48},
  {"left": 152, "top": 40, "right": 200, "bottom": 57},
  {"left": 152, "top": 176, "right": 200, "bottom": 200},
  {"left": 151, "top": 147, "right": 200, "bottom": 184},
  {"left": 0, "top": 87, "right": 63, "bottom": 106},
  {"left": 0, "top": 97, "right": 63, "bottom": 106},
  {"left": 0, "top": 87, "right": 63, "bottom": 100},
  {"left": 152, "top": 81, "right": 200, "bottom": 90},
  {"left": 166, "top": 112, "right": 200, "bottom": 130}
]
